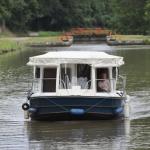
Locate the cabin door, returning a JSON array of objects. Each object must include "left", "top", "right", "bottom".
[{"left": 43, "top": 68, "right": 57, "bottom": 92}]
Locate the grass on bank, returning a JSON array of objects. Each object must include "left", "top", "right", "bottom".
[
  {"left": 0, "top": 38, "right": 24, "bottom": 54},
  {"left": 0, "top": 30, "right": 65, "bottom": 54},
  {"left": 110, "top": 35, "right": 150, "bottom": 44},
  {"left": 0, "top": 30, "right": 63, "bottom": 37},
  {"left": 37, "top": 31, "right": 63, "bottom": 37},
  {"left": 0, "top": 36, "right": 63, "bottom": 54},
  {"left": 25, "top": 36, "right": 62, "bottom": 45},
  {"left": 1, "top": 32, "right": 150, "bottom": 55}
]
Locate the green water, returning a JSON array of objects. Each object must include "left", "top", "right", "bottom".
[{"left": 0, "top": 44, "right": 150, "bottom": 150}]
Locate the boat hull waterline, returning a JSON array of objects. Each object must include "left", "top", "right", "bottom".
[{"left": 27, "top": 96, "right": 125, "bottom": 120}]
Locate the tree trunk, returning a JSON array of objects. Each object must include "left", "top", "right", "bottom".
[{"left": 2, "top": 19, "right": 6, "bottom": 32}]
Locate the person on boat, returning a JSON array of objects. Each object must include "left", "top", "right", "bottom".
[{"left": 97, "top": 71, "right": 110, "bottom": 92}]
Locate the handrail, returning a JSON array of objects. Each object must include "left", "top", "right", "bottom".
[
  {"left": 30, "top": 75, "right": 126, "bottom": 94},
  {"left": 84, "top": 80, "right": 91, "bottom": 89},
  {"left": 118, "top": 75, "right": 126, "bottom": 96},
  {"left": 84, "top": 78, "right": 126, "bottom": 93},
  {"left": 31, "top": 78, "right": 67, "bottom": 91}
]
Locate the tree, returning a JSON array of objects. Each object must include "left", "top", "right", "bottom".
[
  {"left": 0, "top": 0, "right": 12, "bottom": 31},
  {"left": 145, "top": 0, "right": 150, "bottom": 34},
  {"left": 7, "top": 0, "right": 39, "bottom": 32},
  {"left": 110, "top": 0, "right": 147, "bottom": 34},
  {"left": 0, "top": 0, "right": 149, "bottom": 34}
]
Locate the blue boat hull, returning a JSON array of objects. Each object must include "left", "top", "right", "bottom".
[{"left": 28, "top": 96, "right": 125, "bottom": 120}]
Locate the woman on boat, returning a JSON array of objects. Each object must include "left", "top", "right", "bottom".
[{"left": 97, "top": 70, "right": 110, "bottom": 92}]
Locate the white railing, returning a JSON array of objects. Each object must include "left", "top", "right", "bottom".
[
  {"left": 117, "top": 75, "right": 126, "bottom": 95},
  {"left": 84, "top": 76, "right": 126, "bottom": 93},
  {"left": 30, "top": 75, "right": 126, "bottom": 94}
]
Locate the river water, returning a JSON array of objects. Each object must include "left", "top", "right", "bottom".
[{"left": 0, "top": 44, "right": 150, "bottom": 150}]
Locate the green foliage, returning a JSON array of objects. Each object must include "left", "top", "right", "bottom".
[
  {"left": 38, "top": 31, "right": 62, "bottom": 37},
  {"left": 110, "top": 0, "right": 147, "bottom": 34},
  {"left": 6, "top": 0, "right": 39, "bottom": 32},
  {"left": 0, "top": 0, "right": 149, "bottom": 34},
  {"left": 0, "top": 0, "right": 12, "bottom": 18},
  {"left": 145, "top": 0, "right": 150, "bottom": 34},
  {"left": 143, "top": 39, "right": 150, "bottom": 44}
]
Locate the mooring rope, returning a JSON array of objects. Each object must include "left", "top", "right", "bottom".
[
  {"left": 85, "top": 99, "right": 106, "bottom": 112},
  {"left": 46, "top": 98, "right": 69, "bottom": 112},
  {"left": 46, "top": 98, "right": 110, "bottom": 113}
]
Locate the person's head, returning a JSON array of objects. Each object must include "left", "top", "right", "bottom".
[
  {"left": 101, "top": 72, "right": 107, "bottom": 79},
  {"left": 97, "top": 68, "right": 109, "bottom": 79}
]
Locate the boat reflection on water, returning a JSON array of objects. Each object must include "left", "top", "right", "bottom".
[{"left": 25, "top": 119, "right": 130, "bottom": 150}]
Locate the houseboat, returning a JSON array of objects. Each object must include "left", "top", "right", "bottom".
[{"left": 22, "top": 51, "right": 130, "bottom": 120}]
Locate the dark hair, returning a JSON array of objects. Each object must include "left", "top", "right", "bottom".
[{"left": 98, "top": 68, "right": 109, "bottom": 78}]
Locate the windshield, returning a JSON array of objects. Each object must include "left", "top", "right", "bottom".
[{"left": 59, "top": 64, "right": 91, "bottom": 89}]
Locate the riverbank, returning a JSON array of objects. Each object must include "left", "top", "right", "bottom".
[
  {"left": 1, "top": 32, "right": 150, "bottom": 55},
  {"left": 0, "top": 35, "right": 73, "bottom": 55},
  {"left": 0, "top": 38, "right": 24, "bottom": 54},
  {"left": 107, "top": 35, "right": 150, "bottom": 45}
]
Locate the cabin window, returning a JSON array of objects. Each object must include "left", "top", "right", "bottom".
[
  {"left": 96, "top": 68, "right": 110, "bottom": 92},
  {"left": 35, "top": 67, "right": 40, "bottom": 78},
  {"left": 43, "top": 68, "right": 57, "bottom": 92},
  {"left": 59, "top": 64, "right": 91, "bottom": 89},
  {"left": 59, "top": 64, "right": 71, "bottom": 89},
  {"left": 77, "top": 64, "right": 91, "bottom": 89}
]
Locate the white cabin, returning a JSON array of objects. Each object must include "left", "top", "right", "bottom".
[{"left": 27, "top": 51, "right": 125, "bottom": 97}]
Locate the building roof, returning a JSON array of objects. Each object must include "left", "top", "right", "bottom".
[{"left": 27, "top": 51, "right": 124, "bottom": 67}]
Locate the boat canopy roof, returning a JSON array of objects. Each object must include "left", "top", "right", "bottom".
[{"left": 27, "top": 51, "right": 124, "bottom": 67}]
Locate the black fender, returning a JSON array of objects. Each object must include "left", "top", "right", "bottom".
[{"left": 22, "top": 103, "right": 30, "bottom": 111}]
